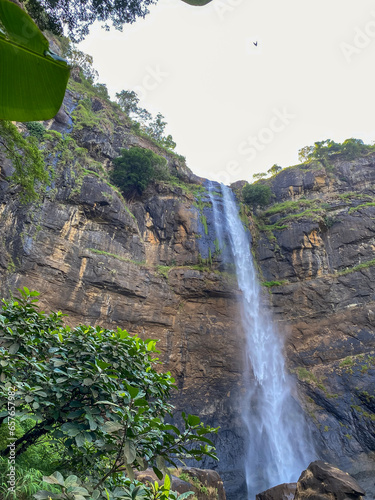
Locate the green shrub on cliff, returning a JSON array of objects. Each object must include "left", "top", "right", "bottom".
[
  {"left": 0, "top": 121, "right": 49, "bottom": 202},
  {"left": 242, "top": 182, "right": 272, "bottom": 208},
  {"left": 111, "top": 147, "right": 169, "bottom": 196}
]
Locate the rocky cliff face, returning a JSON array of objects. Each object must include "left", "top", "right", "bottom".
[
  {"left": 0, "top": 84, "right": 248, "bottom": 497},
  {"left": 0, "top": 83, "right": 374, "bottom": 498},
  {"left": 252, "top": 159, "right": 375, "bottom": 496}
]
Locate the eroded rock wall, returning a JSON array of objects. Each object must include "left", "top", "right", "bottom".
[
  {"left": 1, "top": 84, "right": 374, "bottom": 498},
  {"left": 0, "top": 88, "right": 248, "bottom": 497},
  {"left": 253, "top": 160, "right": 375, "bottom": 495}
]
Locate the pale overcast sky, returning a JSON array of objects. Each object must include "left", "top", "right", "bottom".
[{"left": 78, "top": 0, "right": 375, "bottom": 184}]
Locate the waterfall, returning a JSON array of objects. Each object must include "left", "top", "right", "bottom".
[{"left": 208, "top": 181, "right": 314, "bottom": 499}]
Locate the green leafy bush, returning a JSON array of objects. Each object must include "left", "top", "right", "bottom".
[
  {"left": 111, "top": 147, "right": 169, "bottom": 196},
  {"left": 0, "top": 288, "right": 217, "bottom": 498},
  {"left": 242, "top": 182, "right": 272, "bottom": 207},
  {"left": 0, "top": 457, "right": 60, "bottom": 500},
  {"left": 0, "top": 121, "right": 49, "bottom": 202},
  {"left": 25, "top": 122, "right": 46, "bottom": 141},
  {"left": 0, "top": 418, "right": 62, "bottom": 473}
]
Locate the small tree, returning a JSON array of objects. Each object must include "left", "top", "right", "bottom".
[
  {"left": 145, "top": 113, "right": 167, "bottom": 142},
  {"left": 111, "top": 147, "right": 168, "bottom": 196},
  {"left": 242, "top": 182, "right": 272, "bottom": 208},
  {"left": 267, "top": 164, "right": 282, "bottom": 176},
  {"left": 341, "top": 138, "right": 366, "bottom": 159},
  {"left": 252, "top": 172, "right": 268, "bottom": 181},
  {"left": 298, "top": 145, "right": 314, "bottom": 162},
  {"left": 0, "top": 288, "right": 218, "bottom": 498},
  {"left": 116, "top": 90, "right": 140, "bottom": 115}
]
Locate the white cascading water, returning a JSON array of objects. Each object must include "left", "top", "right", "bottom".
[{"left": 208, "top": 182, "right": 314, "bottom": 499}]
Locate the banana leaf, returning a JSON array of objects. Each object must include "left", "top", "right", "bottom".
[{"left": 0, "top": 0, "right": 70, "bottom": 121}]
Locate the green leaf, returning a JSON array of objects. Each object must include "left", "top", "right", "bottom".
[
  {"left": 164, "top": 474, "right": 171, "bottom": 491},
  {"left": 86, "top": 414, "right": 98, "bottom": 431},
  {"left": 61, "top": 422, "right": 81, "bottom": 437},
  {"left": 177, "top": 492, "right": 195, "bottom": 500},
  {"left": 152, "top": 467, "right": 164, "bottom": 480},
  {"left": 125, "top": 464, "right": 135, "bottom": 481},
  {"left": 34, "top": 391, "right": 48, "bottom": 397},
  {"left": 156, "top": 456, "right": 165, "bottom": 472},
  {"left": 8, "top": 343, "right": 20, "bottom": 354},
  {"left": 187, "top": 414, "right": 200, "bottom": 426},
  {"left": 64, "top": 475, "right": 79, "bottom": 487},
  {"left": 58, "top": 332, "right": 64, "bottom": 342},
  {"left": 95, "top": 400, "right": 120, "bottom": 407},
  {"left": 96, "top": 359, "right": 111, "bottom": 370},
  {"left": 0, "top": 0, "right": 70, "bottom": 121},
  {"left": 66, "top": 486, "right": 89, "bottom": 495},
  {"left": 33, "top": 491, "right": 61, "bottom": 499},
  {"left": 133, "top": 398, "right": 148, "bottom": 407},
  {"left": 53, "top": 359, "right": 65, "bottom": 367},
  {"left": 123, "top": 439, "right": 136, "bottom": 465},
  {"left": 56, "top": 377, "right": 68, "bottom": 383},
  {"left": 102, "top": 421, "right": 123, "bottom": 433},
  {"left": 127, "top": 385, "right": 139, "bottom": 399},
  {"left": 136, "top": 456, "right": 146, "bottom": 470},
  {"left": 43, "top": 471, "right": 65, "bottom": 486},
  {"left": 75, "top": 433, "right": 86, "bottom": 448}
]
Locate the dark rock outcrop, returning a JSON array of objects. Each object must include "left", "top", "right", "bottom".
[
  {"left": 294, "top": 461, "right": 366, "bottom": 499},
  {"left": 256, "top": 482, "right": 297, "bottom": 500}
]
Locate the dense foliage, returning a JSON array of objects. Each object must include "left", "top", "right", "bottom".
[
  {"left": 298, "top": 138, "right": 373, "bottom": 163},
  {"left": 0, "top": 121, "right": 49, "bottom": 202},
  {"left": 25, "top": 122, "right": 47, "bottom": 142},
  {"left": 242, "top": 182, "right": 272, "bottom": 208},
  {"left": 23, "top": 0, "right": 213, "bottom": 41},
  {"left": 23, "top": 0, "right": 157, "bottom": 42},
  {"left": 111, "top": 147, "right": 169, "bottom": 196},
  {"left": 0, "top": 289, "right": 217, "bottom": 499}
]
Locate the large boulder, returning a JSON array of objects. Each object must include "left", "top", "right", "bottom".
[
  {"left": 294, "top": 461, "right": 366, "bottom": 499},
  {"left": 256, "top": 482, "right": 297, "bottom": 499}
]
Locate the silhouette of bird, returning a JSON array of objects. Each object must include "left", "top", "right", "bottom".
[{"left": 253, "top": 41, "right": 258, "bottom": 46}]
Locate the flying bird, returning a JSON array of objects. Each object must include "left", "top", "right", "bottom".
[{"left": 253, "top": 41, "right": 258, "bottom": 46}]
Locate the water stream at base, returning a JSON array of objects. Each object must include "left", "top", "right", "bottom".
[{"left": 208, "top": 181, "right": 314, "bottom": 499}]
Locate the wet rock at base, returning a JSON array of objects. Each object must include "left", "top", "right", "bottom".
[
  {"left": 256, "top": 482, "right": 297, "bottom": 500},
  {"left": 294, "top": 461, "right": 366, "bottom": 499}
]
